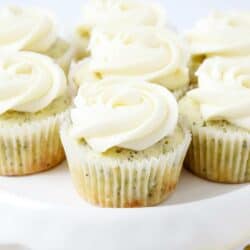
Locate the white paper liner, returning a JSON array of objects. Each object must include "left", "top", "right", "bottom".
[
  {"left": 61, "top": 122, "right": 191, "bottom": 208},
  {"left": 0, "top": 111, "right": 68, "bottom": 176},
  {"left": 186, "top": 126, "right": 250, "bottom": 183}
]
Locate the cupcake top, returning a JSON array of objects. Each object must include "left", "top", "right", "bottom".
[
  {"left": 71, "top": 27, "right": 189, "bottom": 90},
  {"left": 0, "top": 51, "right": 66, "bottom": 115},
  {"left": 70, "top": 78, "right": 178, "bottom": 152},
  {"left": 187, "top": 56, "right": 250, "bottom": 130},
  {"left": 0, "top": 6, "right": 57, "bottom": 53},
  {"left": 76, "top": 0, "right": 167, "bottom": 37},
  {"left": 186, "top": 11, "right": 250, "bottom": 56}
]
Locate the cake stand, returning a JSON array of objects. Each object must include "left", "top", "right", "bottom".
[{"left": 0, "top": 162, "right": 249, "bottom": 250}]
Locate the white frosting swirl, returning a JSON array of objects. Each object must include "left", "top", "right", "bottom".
[
  {"left": 188, "top": 57, "right": 250, "bottom": 130},
  {"left": 79, "top": 0, "right": 167, "bottom": 33},
  {"left": 0, "top": 6, "right": 57, "bottom": 53},
  {"left": 0, "top": 51, "right": 67, "bottom": 115},
  {"left": 69, "top": 58, "right": 100, "bottom": 88},
  {"left": 187, "top": 11, "right": 250, "bottom": 56},
  {"left": 73, "top": 27, "right": 189, "bottom": 90},
  {"left": 71, "top": 78, "right": 178, "bottom": 152}
]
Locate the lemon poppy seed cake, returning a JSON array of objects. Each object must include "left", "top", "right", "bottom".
[
  {"left": 70, "top": 26, "right": 190, "bottom": 99},
  {"left": 0, "top": 51, "right": 70, "bottom": 176},
  {"left": 0, "top": 6, "right": 76, "bottom": 72},
  {"left": 186, "top": 11, "right": 250, "bottom": 85},
  {"left": 179, "top": 56, "right": 250, "bottom": 183},
  {"left": 61, "top": 78, "right": 191, "bottom": 208},
  {"left": 74, "top": 0, "right": 168, "bottom": 59}
]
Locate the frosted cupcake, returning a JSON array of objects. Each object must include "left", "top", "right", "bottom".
[
  {"left": 74, "top": 0, "right": 168, "bottom": 59},
  {"left": 0, "top": 6, "right": 75, "bottom": 72},
  {"left": 0, "top": 51, "right": 70, "bottom": 176},
  {"left": 179, "top": 56, "right": 250, "bottom": 183},
  {"left": 61, "top": 78, "right": 191, "bottom": 207},
  {"left": 186, "top": 11, "right": 250, "bottom": 84},
  {"left": 70, "top": 27, "right": 190, "bottom": 99}
]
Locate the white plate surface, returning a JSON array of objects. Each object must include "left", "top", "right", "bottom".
[
  {"left": 0, "top": 163, "right": 249, "bottom": 250},
  {"left": 0, "top": 163, "right": 247, "bottom": 208}
]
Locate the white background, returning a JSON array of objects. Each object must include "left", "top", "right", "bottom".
[{"left": 0, "top": 0, "right": 250, "bottom": 31}]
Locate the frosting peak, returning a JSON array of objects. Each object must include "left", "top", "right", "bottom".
[
  {"left": 80, "top": 0, "right": 167, "bottom": 31},
  {"left": 0, "top": 51, "right": 67, "bottom": 115},
  {"left": 73, "top": 27, "right": 189, "bottom": 90},
  {"left": 186, "top": 11, "right": 250, "bottom": 56},
  {"left": 0, "top": 6, "right": 57, "bottom": 53},
  {"left": 188, "top": 56, "right": 250, "bottom": 130},
  {"left": 70, "top": 78, "right": 178, "bottom": 152}
]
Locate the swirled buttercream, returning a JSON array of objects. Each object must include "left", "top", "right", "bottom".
[
  {"left": 188, "top": 56, "right": 250, "bottom": 130},
  {"left": 0, "top": 51, "right": 67, "bottom": 115},
  {"left": 0, "top": 6, "right": 57, "bottom": 53},
  {"left": 73, "top": 27, "right": 189, "bottom": 90},
  {"left": 71, "top": 78, "right": 178, "bottom": 152},
  {"left": 187, "top": 11, "right": 250, "bottom": 56},
  {"left": 78, "top": 0, "right": 167, "bottom": 33}
]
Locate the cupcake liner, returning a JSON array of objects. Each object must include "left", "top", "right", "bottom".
[
  {"left": 61, "top": 122, "right": 191, "bottom": 208},
  {"left": 185, "top": 126, "right": 250, "bottom": 183},
  {"left": 0, "top": 111, "right": 68, "bottom": 176}
]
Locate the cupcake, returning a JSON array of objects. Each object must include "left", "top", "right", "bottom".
[
  {"left": 0, "top": 51, "right": 70, "bottom": 176},
  {"left": 74, "top": 0, "right": 168, "bottom": 59},
  {"left": 0, "top": 6, "right": 75, "bottom": 72},
  {"left": 186, "top": 11, "right": 250, "bottom": 84},
  {"left": 70, "top": 27, "right": 190, "bottom": 99},
  {"left": 179, "top": 56, "right": 250, "bottom": 183},
  {"left": 61, "top": 78, "right": 191, "bottom": 207}
]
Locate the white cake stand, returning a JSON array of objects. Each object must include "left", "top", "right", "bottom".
[{"left": 0, "top": 162, "right": 249, "bottom": 250}]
